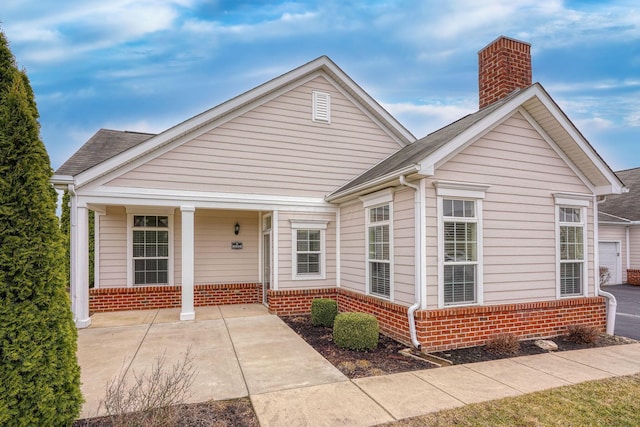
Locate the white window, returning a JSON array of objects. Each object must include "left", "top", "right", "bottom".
[
  {"left": 442, "top": 199, "right": 478, "bottom": 305},
  {"left": 435, "top": 181, "right": 488, "bottom": 308},
  {"left": 312, "top": 91, "right": 330, "bottom": 123},
  {"left": 290, "top": 219, "right": 328, "bottom": 280},
  {"left": 132, "top": 215, "right": 169, "bottom": 285},
  {"left": 559, "top": 207, "right": 585, "bottom": 296},
  {"left": 367, "top": 205, "right": 391, "bottom": 298}
]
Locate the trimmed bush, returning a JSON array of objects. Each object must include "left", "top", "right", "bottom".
[
  {"left": 333, "top": 312, "right": 379, "bottom": 351},
  {"left": 311, "top": 298, "right": 338, "bottom": 327}
]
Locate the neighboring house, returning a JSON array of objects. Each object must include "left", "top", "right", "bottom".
[
  {"left": 53, "top": 36, "right": 624, "bottom": 352},
  {"left": 598, "top": 167, "right": 640, "bottom": 285}
]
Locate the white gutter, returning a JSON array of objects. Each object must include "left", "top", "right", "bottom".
[
  {"left": 399, "top": 175, "right": 422, "bottom": 349},
  {"left": 595, "top": 195, "right": 617, "bottom": 335}
]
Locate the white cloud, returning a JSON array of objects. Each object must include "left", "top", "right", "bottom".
[{"left": 383, "top": 99, "right": 477, "bottom": 137}]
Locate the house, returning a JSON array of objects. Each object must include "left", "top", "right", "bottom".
[
  {"left": 598, "top": 167, "right": 640, "bottom": 285},
  {"left": 53, "top": 36, "right": 625, "bottom": 352}
]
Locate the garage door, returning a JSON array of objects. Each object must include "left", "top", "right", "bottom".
[{"left": 599, "top": 242, "right": 620, "bottom": 285}]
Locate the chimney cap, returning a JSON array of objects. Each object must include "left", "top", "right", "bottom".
[{"left": 478, "top": 35, "right": 531, "bottom": 54}]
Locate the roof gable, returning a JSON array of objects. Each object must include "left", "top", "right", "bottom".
[
  {"left": 53, "top": 56, "right": 415, "bottom": 188},
  {"left": 328, "top": 83, "right": 624, "bottom": 202},
  {"left": 599, "top": 167, "right": 639, "bottom": 221}
]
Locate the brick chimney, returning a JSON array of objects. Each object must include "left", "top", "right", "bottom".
[{"left": 478, "top": 36, "right": 532, "bottom": 109}]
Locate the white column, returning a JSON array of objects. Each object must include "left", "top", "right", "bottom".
[
  {"left": 71, "top": 201, "right": 91, "bottom": 328},
  {"left": 180, "top": 206, "right": 195, "bottom": 321}
]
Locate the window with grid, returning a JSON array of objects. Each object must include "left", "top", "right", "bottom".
[
  {"left": 368, "top": 205, "right": 390, "bottom": 298},
  {"left": 296, "top": 229, "right": 321, "bottom": 275},
  {"left": 559, "top": 207, "right": 584, "bottom": 296},
  {"left": 443, "top": 199, "right": 477, "bottom": 305},
  {"left": 132, "top": 215, "right": 169, "bottom": 285}
]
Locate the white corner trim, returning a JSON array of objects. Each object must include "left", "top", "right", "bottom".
[
  {"left": 553, "top": 193, "right": 591, "bottom": 207},
  {"left": 289, "top": 219, "right": 330, "bottom": 229},
  {"left": 360, "top": 188, "right": 394, "bottom": 208},
  {"left": 434, "top": 181, "right": 490, "bottom": 199}
]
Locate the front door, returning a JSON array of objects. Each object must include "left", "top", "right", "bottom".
[{"left": 262, "top": 231, "right": 271, "bottom": 305}]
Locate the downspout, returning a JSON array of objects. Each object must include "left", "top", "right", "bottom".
[
  {"left": 595, "top": 195, "right": 617, "bottom": 335},
  {"left": 399, "top": 175, "right": 422, "bottom": 349}
]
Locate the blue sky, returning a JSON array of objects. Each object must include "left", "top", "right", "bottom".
[{"left": 1, "top": 0, "right": 639, "bottom": 172}]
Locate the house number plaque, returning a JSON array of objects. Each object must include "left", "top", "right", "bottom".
[{"left": 231, "top": 242, "right": 243, "bottom": 250}]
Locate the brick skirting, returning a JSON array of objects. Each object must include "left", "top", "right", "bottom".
[
  {"left": 627, "top": 269, "right": 640, "bottom": 285},
  {"left": 89, "top": 283, "right": 261, "bottom": 313},
  {"left": 269, "top": 288, "right": 606, "bottom": 352}
]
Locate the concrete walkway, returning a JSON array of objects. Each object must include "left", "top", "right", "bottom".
[{"left": 78, "top": 306, "right": 640, "bottom": 426}]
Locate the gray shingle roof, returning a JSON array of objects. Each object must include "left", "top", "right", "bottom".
[
  {"left": 599, "top": 167, "right": 638, "bottom": 221},
  {"left": 328, "top": 88, "right": 523, "bottom": 197},
  {"left": 55, "top": 129, "right": 155, "bottom": 176}
]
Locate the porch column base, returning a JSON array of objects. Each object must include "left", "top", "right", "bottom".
[
  {"left": 75, "top": 317, "right": 92, "bottom": 328},
  {"left": 180, "top": 312, "right": 195, "bottom": 321}
]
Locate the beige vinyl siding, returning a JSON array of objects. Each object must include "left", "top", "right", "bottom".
[
  {"left": 193, "top": 210, "right": 259, "bottom": 284},
  {"left": 393, "top": 188, "right": 416, "bottom": 305},
  {"left": 339, "top": 202, "right": 366, "bottom": 294},
  {"left": 276, "top": 211, "right": 336, "bottom": 289},
  {"left": 106, "top": 76, "right": 402, "bottom": 197},
  {"left": 598, "top": 224, "right": 627, "bottom": 283},
  {"left": 631, "top": 226, "right": 640, "bottom": 272},
  {"left": 98, "top": 206, "right": 127, "bottom": 288},
  {"left": 426, "top": 112, "right": 595, "bottom": 308}
]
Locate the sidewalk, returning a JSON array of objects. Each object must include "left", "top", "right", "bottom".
[{"left": 77, "top": 306, "right": 640, "bottom": 426}]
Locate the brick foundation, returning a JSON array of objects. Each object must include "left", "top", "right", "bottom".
[
  {"left": 89, "top": 283, "right": 261, "bottom": 313},
  {"left": 415, "top": 297, "right": 606, "bottom": 352},
  {"left": 267, "top": 288, "right": 338, "bottom": 315},
  {"left": 627, "top": 269, "right": 640, "bottom": 285},
  {"left": 269, "top": 287, "right": 607, "bottom": 352}
]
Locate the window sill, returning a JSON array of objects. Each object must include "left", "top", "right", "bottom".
[{"left": 293, "top": 274, "right": 325, "bottom": 281}]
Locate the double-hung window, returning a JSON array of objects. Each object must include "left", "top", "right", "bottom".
[
  {"left": 132, "top": 215, "right": 170, "bottom": 285},
  {"left": 368, "top": 205, "right": 391, "bottom": 298},
  {"left": 442, "top": 199, "right": 478, "bottom": 305},
  {"left": 290, "top": 219, "right": 328, "bottom": 280},
  {"left": 559, "top": 207, "right": 585, "bottom": 296}
]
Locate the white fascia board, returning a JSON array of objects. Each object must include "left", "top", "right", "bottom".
[
  {"left": 51, "top": 174, "right": 74, "bottom": 189},
  {"left": 528, "top": 86, "right": 624, "bottom": 194},
  {"left": 76, "top": 186, "right": 338, "bottom": 212},
  {"left": 73, "top": 56, "right": 413, "bottom": 189},
  {"left": 325, "top": 164, "right": 420, "bottom": 203}
]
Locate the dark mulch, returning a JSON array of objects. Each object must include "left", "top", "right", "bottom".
[
  {"left": 73, "top": 398, "right": 259, "bottom": 427},
  {"left": 432, "top": 333, "right": 632, "bottom": 365},
  {"left": 281, "top": 315, "right": 437, "bottom": 378}
]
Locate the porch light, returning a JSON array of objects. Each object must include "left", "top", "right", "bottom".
[{"left": 234, "top": 222, "right": 240, "bottom": 235}]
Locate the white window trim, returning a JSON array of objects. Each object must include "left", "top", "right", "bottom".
[
  {"left": 365, "top": 202, "right": 394, "bottom": 300},
  {"left": 126, "top": 207, "right": 175, "bottom": 287},
  {"left": 554, "top": 195, "right": 589, "bottom": 298},
  {"left": 312, "top": 91, "right": 331, "bottom": 123},
  {"left": 290, "top": 219, "right": 329, "bottom": 280},
  {"left": 436, "top": 181, "right": 487, "bottom": 308}
]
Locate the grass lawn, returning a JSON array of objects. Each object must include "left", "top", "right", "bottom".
[{"left": 384, "top": 373, "right": 640, "bottom": 426}]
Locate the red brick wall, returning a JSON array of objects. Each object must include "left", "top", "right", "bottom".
[
  {"left": 478, "top": 36, "right": 532, "bottom": 108},
  {"left": 89, "top": 283, "right": 260, "bottom": 312},
  {"left": 627, "top": 269, "right": 640, "bottom": 285},
  {"left": 415, "top": 297, "right": 606, "bottom": 352},
  {"left": 267, "top": 288, "right": 338, "bottom": 315}
]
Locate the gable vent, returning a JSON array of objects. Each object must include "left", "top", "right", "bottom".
[{"left": 312, "top": 91, "right": 331, "bottom": 123}]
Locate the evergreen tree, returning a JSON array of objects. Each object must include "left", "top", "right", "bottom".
[{"left": 0, "top": 31, "right": 82, "bottom": 425}]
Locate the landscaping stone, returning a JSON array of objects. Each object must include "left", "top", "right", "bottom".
[{"left": 535, "top": 339, "right": 559, "bottom": 351}]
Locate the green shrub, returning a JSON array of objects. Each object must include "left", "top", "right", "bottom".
[
  {"left": 311, "top": 298, "right": 338, "bottom": 327},
  {"left": 333, "top": 312, "right": 379, "bottom": 351}
]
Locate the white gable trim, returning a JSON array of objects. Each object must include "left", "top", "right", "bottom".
[
  {"left": 73, "top": 57, "right": 415, "bottom": 189},
  {"left": 517, "top": 107, "right": 595, "bottom": 193},
  {"left": 416, "top": 85, "right": 623, "bottom": 196}
]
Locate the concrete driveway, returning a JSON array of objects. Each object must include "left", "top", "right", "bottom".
[{"left": 605, "top": 284, "right": 640, "bottom": 340}]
